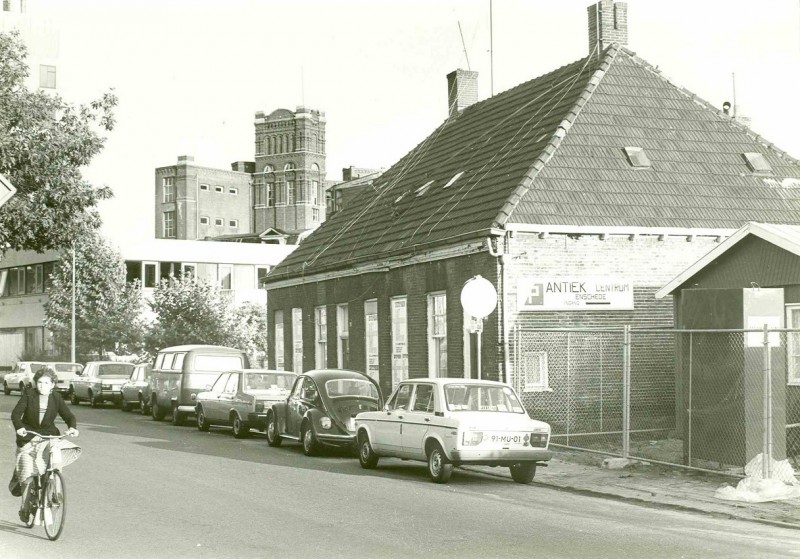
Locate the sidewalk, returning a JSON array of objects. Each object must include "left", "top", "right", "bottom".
[{"left": 465, "top": 450, "right": 800, "bottom": 529}]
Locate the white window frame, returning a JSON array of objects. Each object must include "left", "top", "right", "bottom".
[
  {"left": 181, "top": 263, "right": 196, "bottom": 278},
  {"left": 391, "top": 296, "right": 409, "bottom": 386},
  {"left": 163, "top": 211, "right": 176, "bottom": 238},
  {"left": 200, "top": 183, "right": 209, "bottom": 191},
  {"left": 292, "top": 308, "right": 303, "bottom": 375},
  {"left": 228, "top": 187, "right": 238, "bottom": 195},
  {"left": 229, "top": 219, "right": 239, "bottom": 228},
  {"left": 199, "top": 216, "right": 209, "bottom": 225},
  {"left": 427, "top": 292, "right": 447, "bottom": 378},
  {"left": 521, "top": 351, "right": 550, "bottom": 392},
  {"left": 786, "top": 305, "right": 800, "bottom": 385},
  {"left": 162, "top": 176, "right": 175, "bottom": 203},
  {"left": 337, "top": 304, "right": 349, "bottom": 369},
  {"left": 315, "top": 306, "right": 327, "bottom": 369},
  {"left": 218, "top": 264, "right": 233, "bottom": 290},
  {"left": 274, "top": 310, "right": 284, "bottom": 369},
  {"left": 364, "top": 299, "right": 379, "bottom": 381},
  {"left": 214, "top": 185, "right": 224, "bottom": 193},
  {"left": 214, "top": 218, "right": 223, "bottom": 227},
  {"left": 266, "top": 183, "right": 274, "bottom": 207}
]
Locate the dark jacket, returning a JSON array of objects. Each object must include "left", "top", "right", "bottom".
[{"left": 11, "top": 390, "right": 77, "bottom": 448}]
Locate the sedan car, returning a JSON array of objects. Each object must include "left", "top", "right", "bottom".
[
  {"left": 354, "top": 378, "right": 552, "bottom": 484},
  {"left": 70, "top": 361, "right": 135, "bottom": 407},
  {"left": 195, "top": 369, "right": 296, "bottom": 438},
  {"left": 120, "top": 363, "right": 153, "bottom": 414},
  {"left": 266, "top": 369, "right": 383, "bottom": 455}
]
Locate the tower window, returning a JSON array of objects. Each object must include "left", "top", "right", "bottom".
[
  {"left": 200, "top": 216, "right": 209, "bottom": 225},
  {"left": 215, "top": 218, "right": 223, "bottom": 226},
  {"left": 229, "top": 219, "right": 239, "bottom": 228},
  {"left": 39, "top": 65, "right": 56, "bottom": 89},
  {"left": 163, "top": 211, "right": 176, "bottom": 238},
  {"left": 229, "top": 187, "right": 238, "bottom": 195}
]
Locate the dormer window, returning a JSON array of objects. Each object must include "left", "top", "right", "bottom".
[
  {"left": 743, "top": 152, "right": 772, "bottom": 175},
  {"left": 623, "top": 147, "right": 651, "bottom": 168}
]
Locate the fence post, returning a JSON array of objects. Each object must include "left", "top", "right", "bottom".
[
  {"left": 622, "top": 325, "right": 631, "bottom": 459},
  {"left": 762, "top": 324, "right": 772, "bottom": 479}
]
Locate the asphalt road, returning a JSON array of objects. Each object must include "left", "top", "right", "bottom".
[{"left": 0, "top": 394, "right": 798, "bottom": 559}]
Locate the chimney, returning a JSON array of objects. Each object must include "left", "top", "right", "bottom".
[
  {"left": 587, "top": 0, "right": 628, "bottom": 55},
  {"left": 447, "top": 69, "right": 478, "bottom": 118}
]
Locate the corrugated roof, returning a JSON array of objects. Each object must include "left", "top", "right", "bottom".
[{"left": 268, "top": 45, "right": 800, "bottom": 281}]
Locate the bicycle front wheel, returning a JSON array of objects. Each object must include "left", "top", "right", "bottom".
[{"left": 43, "top": 470, "right": 66, "bottom": 540}]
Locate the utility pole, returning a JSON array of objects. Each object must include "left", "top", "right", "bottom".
[{"left": 71, "top": 243, "right": 76, "bottom": 363}]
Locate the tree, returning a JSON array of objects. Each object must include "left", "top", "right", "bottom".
[
  {"left": 44, "top": 232, "right": 145, "bottom": 359},
  {"left": 145, "top": 276, "right": 239, "bottom": 353},
  {"left": 0, "top": 31, "right": 117, "bottom": 254},
  {"left": 229, "top": 301, "right": 270, "bottom": 367}
]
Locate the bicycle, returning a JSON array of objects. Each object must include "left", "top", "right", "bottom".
[{"left": 19, "top": 431, "right": 73, "bottom": 540}]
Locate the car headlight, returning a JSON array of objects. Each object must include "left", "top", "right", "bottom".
[
  {"left": 190, "top": 393, "right": 197, "bottom": 401},
  {"left": 320, "top": 416, "right": 332, "bottom": 430},
  {"left": 462, "top": 431, "right": 484, "bottom": 446}
]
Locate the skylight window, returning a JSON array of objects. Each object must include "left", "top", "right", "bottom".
[
  {"left": 443, "top": 171, "right": 465, "bottom": 189},
  {"left": 623, "top": 147, "right": 651, "bottom": 168},
  {"left": 415, "top": 180, "right": 434, "bottom": 197},
  {"left": 742, "top": 152, "right": 772, "bottom": 174}
]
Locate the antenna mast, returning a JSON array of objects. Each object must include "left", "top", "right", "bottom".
[
  {"left": 489, "top": 0, "right": 494, "bottom": 96},
  {"left": 458, "top": 22, "right": 471, "bottom": 70},
  {"left": 732, "top": 72, "right": 737, "bottom": 118}
]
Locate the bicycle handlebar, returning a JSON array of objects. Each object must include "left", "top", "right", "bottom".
[{"left": 23, "top": 431, "right": 72, "bottom": 439}]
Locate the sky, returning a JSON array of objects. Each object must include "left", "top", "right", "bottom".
[{"left": 25, "top": 0, "right": 800, "bottom": 241}]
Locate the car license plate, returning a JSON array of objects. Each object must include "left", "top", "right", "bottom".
[{"left": 489, "top": 433, "right": 525, "bottom": 446}]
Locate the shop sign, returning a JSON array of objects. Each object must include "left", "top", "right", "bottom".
[{"left": 517, "top": 277, "right": 634, "bottom": 311}]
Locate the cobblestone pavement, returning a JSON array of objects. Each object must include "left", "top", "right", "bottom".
[{"left": 464, "top": 450, "right": 800, "bottom": 530}]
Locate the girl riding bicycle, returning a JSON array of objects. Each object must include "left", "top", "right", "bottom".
[{"left": 10, "top": 367, "right": 80, "bottom": 523}]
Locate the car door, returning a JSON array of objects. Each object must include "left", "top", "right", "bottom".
[
  {"left": 122, "top": 368, "right": 138, "bottom": 403},
  {"left": 401, "top": 383, "right": 436, "bottom": 459},
  {"left": 219, "top": 372, "right": 240, "bottom": 423},
  {"left": 285, "top": 376, "right": 305, "bottom": 436},
  {"left": 232, "top": 373, "right": 250, "bottom": 421},
  {"left": 204, "top": 372, "right": 230, "bottom": 421},
  {"left": 371, "top": 383, "right": 412, "bottom": 455},
  {"left": 287, "top": 376, "right": 317, "bottom": 437}
]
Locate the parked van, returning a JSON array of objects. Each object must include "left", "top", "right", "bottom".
[{"left": 149, "top": 345, "right": 249, "bottom": 425}]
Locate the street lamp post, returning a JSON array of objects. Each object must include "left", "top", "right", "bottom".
[
  {"left": 460, "top": 275, "right": 498, "bottom": 380},
  {"left": 71, "top": 243, "right": 76, "bottom": 363}
]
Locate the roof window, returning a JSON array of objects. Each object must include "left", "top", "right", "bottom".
[
  {"left": 443, "top": 171, "right": 464, "bottom": 189},
  {"left": 742, "top": 152, "right": 772, "bottom": 174},
  {"left": 415, "top": 180, "right": 434, "bottom": 197},
  {"left": 623, "top": 147, "right": 651, "bottom": 168}
]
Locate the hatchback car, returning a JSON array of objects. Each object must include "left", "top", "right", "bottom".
[
  {"left": 266, "top": 369, "right": 383, "bottom": 455},
  {"left": 120, "top": 363, "right": 153, "bottom": 413},
  {"left": 195, "top": 369, "right": 296, "bottom": 438},
  {"left": 354, "top": 378, "right": 552, "bottom": 483},
  {"left": 4, "top": 361, "right": 48, "bottom": 394}
]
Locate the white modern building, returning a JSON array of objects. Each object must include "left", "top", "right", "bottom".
[{"left": 0, "top": 0, "right": 59, "bottom": 91}]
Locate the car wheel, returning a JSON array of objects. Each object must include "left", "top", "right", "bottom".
[
  {"left": 139, "top": 396, "right": 150, "bottom": 416},
  {"left": 70, "top": 389, "right": 79, "bottom": 405},
  {"left": 266, "top": 412, "right": 282, "bottom": 447},
  {"left": 232, "top": 415, "right": 249, "bottom": 439},
  {"left": 509, "top": 463, "right": 537, "bottom": 484},
  {"left": 427, "top": 443, "right": 453, "bottom": 483},
  {"left": 302, "top": 424, "right": 319, "bottom": 456},
  {"left": 89, "top": 391, "right": 101, "bottom": 408},
  {"left": 151, "top": 399, "right": 166, "bottom": 421},
  {"left": 172, "top": 406, "right": 184, "bottom": 426},
  {"left": 3, "top": 382, "right": 10, "bottom": 395},
  {"left": 120, "top": 397, "right": 131, "bottom": 412},
  {"left": 197, "top": 407, "right": 210, "bottom": 432},
  {"left": 358, "top": 432, "right": 379, "bottom": 469}
]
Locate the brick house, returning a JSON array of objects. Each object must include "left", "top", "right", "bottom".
[{"left": 263, "top": 0, "right": 800, "bottom": 404}]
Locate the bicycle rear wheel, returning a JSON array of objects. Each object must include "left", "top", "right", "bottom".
[{"left": 43, "top": 471, "right": 66, "bottom": 540}]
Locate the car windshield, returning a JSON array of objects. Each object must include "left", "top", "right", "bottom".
[
  {"left": 444, "top": 384, "right": 526, "bottom": 413},
  {"left": 194, "top": 355, "right": 243, "bottom": 372},
  {"left": 53, "top": 364, "right": 82, "bottom": 373},
  {"left": 244, "top": 372, "right": 295, "bottom": 391},
  {"left": 324, "top": 378, "right": 379, "bottom": 400},
  {"left": 97, "top": 363, "right": 135, "bottom": 377}
]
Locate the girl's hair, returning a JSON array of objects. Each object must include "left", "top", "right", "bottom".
[{"left": 33, "top": 367, "right": 58, "bottom": 384}]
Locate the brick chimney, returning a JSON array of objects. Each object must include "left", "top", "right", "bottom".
[
  {"left": 447, "top": 69, "right": 478, "bottom": 118},
  {"left": 587, "top": 0, "right": 628, "bottom": 54}
]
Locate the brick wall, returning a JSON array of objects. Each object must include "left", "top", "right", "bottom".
[{"left": 587, "top": 0, "right": 628, "bottom": 54}]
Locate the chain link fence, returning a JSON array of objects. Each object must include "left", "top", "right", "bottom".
[{"left": 512, "top": 326, "right": 800, "bottom": 476}]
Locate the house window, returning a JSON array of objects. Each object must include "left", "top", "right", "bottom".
[
  {"left": 391, "top": 296, "right": 409, "bottom": 386},
  {"left": 200, "top": 184, "right": 209, "bottom": 191},
  {"left": 163, "top": 211, "right": 176, "bottom": 238},
  {"left": 143, "top": 262, "right": 158, "bottom": 289},
  {"left": 24, "top": 265, "right": 43, "bottom": 294},
  {"left": 427, "top": 292, "right": 447, "bottom": 377},
  {"left": 229, "top": 188, "right": 238, "bottom": 195},
  {"left": 337, "top": 304, "right": 349, "bottom": 369},
  {"left": 287, "top": 181, "right": 295, "bottom": 205},
  {"left": 200, "top": 216, "right": 209, "bottom": 225},
  {"left": 312, "top": 180, "right": 320, "bottom": 205},
  {"left": 39, "top": 65, "right": 56, "bottom": 89},
  {"left": 162, "top": 176, "right": 175, "bottom": 203},
  {"left": 292, "top": 308, "right": 303, "bottom": 375},
  {"left": 312, "top": 208, "right": 320, "bottom": 222},
  {"left": 218, "top": 264, "right": 232, "bottom": 290},
  {"left": 743, "top": 152, "right": 772, "bottom": 174},
  {"left": 521, "top": 351, "right": 549, "bottom": 392},
  {"left": 266, "top": 183, "right": 274, "bottom": 207},
  {"left": 364, "top": 299, "right": 379, "bottom": 381},
  {"left": 214, "top": 185, "right": 223, "bottom": 193},
  {"left": 214, "top": 218, "right": 223, "bottom": 227},
  {"left": 254, "top": 177, "right": 265, "bottom": 206},
  {"left": 229, "top": 219, "right": 238, "bottom": 228},
  {"left": 787, "top": 306, "right": 800, "bottom": 385},
  {"left": 181, "top": 263, "right": 196, "bottom": 278},
  {"left": 315, "top": 306, "right": 327, "bottom": 369},
  {"left": 274, "top": 310, "right": 284, "bottom": 369},
  {"left": 255, "top": 137, "right": 264, "bottom": 155}
]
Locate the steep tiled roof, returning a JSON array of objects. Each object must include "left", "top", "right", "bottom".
[{"left": 269, "top": 45, "right": 800, "bottom": 280}]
